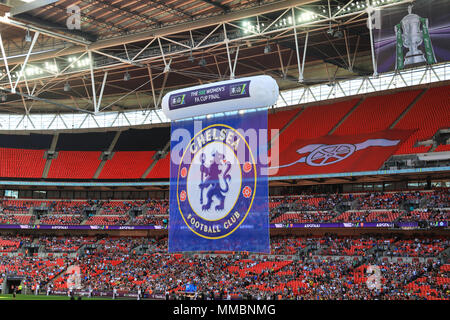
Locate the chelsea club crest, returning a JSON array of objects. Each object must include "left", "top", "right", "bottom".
[{"left": 177, "top": 124, "right": 256, "bottom": 239}]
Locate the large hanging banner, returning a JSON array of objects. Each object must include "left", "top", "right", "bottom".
[
  {"left": 168, "top": 110, "right": 270, "bottom": 253},
  {"left": 269, "top": 129, "right": 414, "bottom": 177},
  {"left": 374, "top": 0, "right": 450, "bottom": 73}
]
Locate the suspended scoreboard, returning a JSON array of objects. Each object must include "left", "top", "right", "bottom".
[
  {"left": 162, "top": 75, "right": 278, "bottom": 120},
  {"left": 162, "top": 75, "right": 278, "bottom": 253}
]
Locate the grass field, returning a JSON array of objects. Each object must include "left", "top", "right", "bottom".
[{"left": 0, "top": 294, "right": 119, "bottom": 300}]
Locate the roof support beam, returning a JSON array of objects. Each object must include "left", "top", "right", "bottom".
[
  {"left": 0, "top": 33, "right": 14, "bottom": 92},
  {"left": 0, "top": 14, "right": 90, "bottom": 46},
  {"left": 0, "top": 85, "right": 94, "bottom": 114},
  {"left": 1, "top": 0, "right": 317, "bottom": 65},
  {"left": 10, "top": 0, "right": 59, "bottom": 16},
  {"left": 292, "top": 8, "right": 303, "bottom": 82},
  {"left": 88, "top": 50, "right": 97, "bottom": 112},
  {"left": 13, "top": 31, "right": 39, "bottom": 92},
  {"left": 200, "top": 0, "right": 230, "bottom": 12},
  {"left": 10, "top": 13, "right": 97, "bottom": 42},
  {"left": 366, "top": 0, "right": 378, "bottom": 76},
  {"left": 96, "top": 71, "right": 108, "bottom": 113},
  {"left": 92, "top": 49, "right": 145, "bottom": 68}
]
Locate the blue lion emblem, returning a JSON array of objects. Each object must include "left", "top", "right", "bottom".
[{"left": 199, "top": 151, "right": 232, "bottom": 211}]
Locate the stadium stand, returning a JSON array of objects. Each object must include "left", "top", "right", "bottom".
[
  {"left": 276, "top": 99, "right": 360, "bottom": 151},
  {"left": 332, "top": 90, "right": 421, "bottom": 135},
  {"left": 268, "top": 108, "right": 300, "bottom": 138},
  {"left": 85, "top": 215, "right": 129, "bottom": 225},
  {"left": 1, "top": 0, "right": 449, "bottom": 304},
  {"left": 0, "top": 189, "right": 447, "bottom": 226},
  {"left": 0, "top": 86, "right": 447, "bottom": 180},
  {"left": 98, "top": 201, "right": 132, "bottom": 215},
  {"left": 37, "top": 236, "right": 96, "bottom": 253},
  {"left": 47, "top": 151, "right": 102, "bottom": 179},
  {"left": 129, "top": 215, "right": 165, "bottom": 226},
  {"left": 434, "top": 145, "right": 450, "bottom": 152},
  {"left": 0, "top": 214, "right": 33, "bottom": 224},
  {"left": 98, "top": 151, "right": 156, "bottom": 179},
  {"left": 50, "top": 200, "right": 90, "bottom": 215},
  {"left": 145, "top": 199, "right": 169, "bottom": 215},
  {"left": 146, "top": 153, "right": 170, "bottom": 179},
  {"left": 39, "top": 215, "right": 84, "bottom": 225},
  {"left": 0, "top": 148, "right": 47, "bottom": 178},
  {"left": 392, "top": 85, "right": 450, "bottom": 154},
  {"left": 0, "top": 235, "right": 447, "bottom": 300}
]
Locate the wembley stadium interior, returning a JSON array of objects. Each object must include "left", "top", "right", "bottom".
[{"left": 0, "top": 0, "right": 447, "bottom": 301}]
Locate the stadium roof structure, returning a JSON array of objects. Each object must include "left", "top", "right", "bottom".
[{"left": 0, "top": 0, "right": 446, "bottom": 131}]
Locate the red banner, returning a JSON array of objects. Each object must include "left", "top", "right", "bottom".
[{"left": 269, "top": 130, "right": 414, "bottom": 176}]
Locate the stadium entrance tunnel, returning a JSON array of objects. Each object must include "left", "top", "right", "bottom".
[{"left": 2, "top": 276, "right": 24, "bottom": 294}]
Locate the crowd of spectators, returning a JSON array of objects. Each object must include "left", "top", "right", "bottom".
[
  {"left": 271, "top": 190, "right": 449, "bottom": 224},
  {"left": 38, "top": 236, "right": 96, "bottom": 253},
  {"left": 0, "top": 235, "right": 447, "bottom": 300},
  {"left": 0, "top": 189, "right": 447, "bottom": 226},
  {"left": 39, "top": 215, "right": 85, "bottom": 225},
  {"left": 0, "top": 214, "right": 34, "bottom": 225},
  {"left": 129, "top": 215, "right": 166, "bottom": 226}
]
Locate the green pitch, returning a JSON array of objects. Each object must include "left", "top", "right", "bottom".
[{"left": 0, "top": 294, "right": 114, "bottom": 300}]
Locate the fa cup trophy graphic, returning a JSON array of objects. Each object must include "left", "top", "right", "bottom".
[{"left": 395, "top": 5, "right": 436, "bottom": 70}]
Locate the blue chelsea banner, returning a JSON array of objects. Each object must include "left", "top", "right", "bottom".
[{"left": 168, "top": 110, "right": 270, "bottom": 253}]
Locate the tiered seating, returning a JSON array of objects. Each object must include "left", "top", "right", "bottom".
[
  {"left": 38, "top": 236, "right": 94, "bottom": 253},
  {"left": 85, "top": 215, "right": 129, "bottom": 225},
  {"left": 269, "top": 200, "right": 282, "bottom": 209},
  {"left": 0, "top": 214, "right": 33, "bottom": 224},
  {"left": 0, "top": 238, "right": 21, "bottom": 252},
  {"left": 272, "top": 211, "right": 336, "bottom": 223},
  {"left": 0, "top": 255, "right": 67, "bottom": 286},
  {"left": 333, "top": 211, "right": 367, "bottom": 223},
  {"left": 273, "top": 194, "right": 343, "bottom": 211},
  {"left": 0, "top": 190, "right": 446, "bottom": 227},
  {"left": 99, "top": 201, "right": 131, "bottom": 215},
  {"left": 146, "top": 153, "right": 170, "bottom": 179},
  {"left": 0, "top": 86, "right": 446, "bottom": 181},
  {"left": 270, "top": 237, "right": 313, "bottom": 255},
  {"left": 42, "top": 236, "right": 96, "bottom": 252},
  {"left": 405, "top": 280, "right": 447, "bottom": 300},
  {"left": 332, "top": 90, "right": 420, "bottom": 135},
  {"left": 404, "top": 265, "right": 450, "bottom": 300},
  {"left": 268, "top": 108, "right": 300, "bottom": 146},
  {"left": 0, "top": 148, "right": 47, "bottom": 178},
  {"left": 98, "top": 151, "right": 156, "bottom": 179},
  {"left": 1, "top": 199, "right": 44, "bottom": 213},
  {"left": 50, "top": 200, "right": 89, "bottom": 214},
  {"left": 399, "top": 210, "right": 432, "bottom": 222},
  {"left": 365, "top": 210, "right": 402, "bottom": 222},
  {"left": 358, "top": 192, "right": 407, "bottom": 210},
  {"left": 47, "top": 151, "right": 102, "bottom": 179},
  {"left": 399, "top": 208, "right": 449, "bottom": 222},
  {"left": 428, "top": 210, "right": 450, "bottom": 222},
  {"left": 0, "top": 235, "right": 447, "bottom": 299},
  {"left": 145, "top": 199, "right": 169, "bottom": 214},
  {"left": 434, "top": 144, "right": 450, "bottom": 152},
  {"left": 268, "top": 108, "right": 299, "bottom": 133},
  {"left": 130, "top": 215, "right": 165, "bottom": 225},
  {"left": 317, "top": 237, "right": 385, "bottom": 256},
  {"left": 386, "top": 238, "right": 448, "bottom": 257},
  {"left": 393, "top": 86, "right": 450, "bottom": 154},
  {"left": 334, "top": 210, "right": 401, "bottom": 223},
  {"left": 276, "top": 99, "right": 359, "bottom": 152},
  {"left": 40, "top": 215, "right": 84, "bottom": 225}
]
